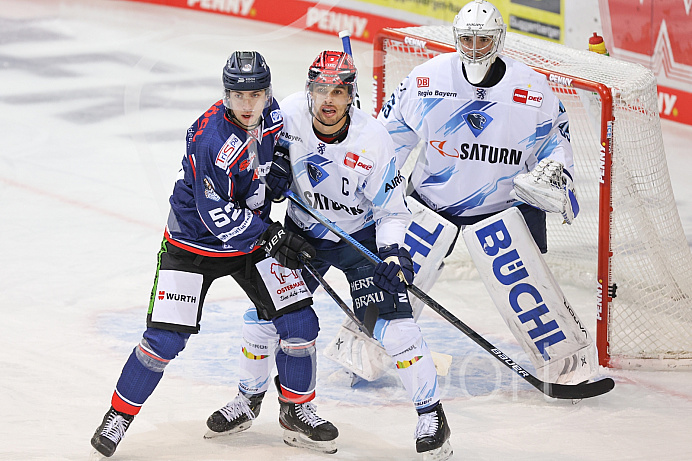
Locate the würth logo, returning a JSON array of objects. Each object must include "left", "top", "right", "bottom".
[
  {"left": 417, "top": 77, "right": 430, "bottom": 88},
  {"left": 158, "top": 291, "right": 197, "bottom": 303}
]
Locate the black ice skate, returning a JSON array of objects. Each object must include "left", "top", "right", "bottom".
[
  {"left": 275, "top": 376, "right": 338, "bottom": 454},
  {"left": 204, "top": 391, "right": 265, "bottom": 438},
  {"left": 90, "top": 406, "right": 135, "bottom": 458},
  {"left": 415, "top": 402, "right": 453, "bottom": 461}
]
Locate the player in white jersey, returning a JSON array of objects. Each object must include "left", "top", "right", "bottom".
[
  {"left": 261, "top": 51, "right": 452, "bottom": 460},
  {"left": 376, "top": 0, "right": 598, "bottom": 387},
  {"left": 378, "top": 0, "right": 577, "bottom": 246}
]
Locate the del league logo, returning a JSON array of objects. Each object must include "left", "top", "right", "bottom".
[
  {"left": 343, "top": 152, "right": 374, "bottom": 175},
  {"left": 513, "top": 88, "right": 544, "bottom": 107}
]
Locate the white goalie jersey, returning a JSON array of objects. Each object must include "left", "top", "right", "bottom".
[
  {"left": 279, "top": 92, "right": 410, "bottom": 249},
  {"left": 377, "top": 52, "right": 574, "bottom": 219}
]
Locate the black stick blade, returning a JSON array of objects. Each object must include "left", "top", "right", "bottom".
[{"left": 543, "top": 377, "right": 615, "bottom": 399}]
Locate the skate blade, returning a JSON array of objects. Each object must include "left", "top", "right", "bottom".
[
  {"left": 421, "top": 440, "right": 453, "bottom": 461},
  {"left": 282, "top": 429, "right": 337, "bottom": 454},
  {"left": 203, "top": 421, "right": 253, "bottom": 439}
]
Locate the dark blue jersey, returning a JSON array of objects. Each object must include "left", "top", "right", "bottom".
[{"left": 165, "top": 99, "right": 283, "bottom": 256}]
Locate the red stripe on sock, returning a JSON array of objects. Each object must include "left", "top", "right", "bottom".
[
  {"left": 111, "top": 391, "right": 141, "bottom": 415},
  {"left": 278, "top": 386, "right": 315, "bottom": 404}
]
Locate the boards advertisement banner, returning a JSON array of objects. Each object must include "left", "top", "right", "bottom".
[
  {"left": 600, "top": 0, "right": 692, "bottom": 125},
  {"left": 120, "top": 0, "right": 417, "bottom": 42}
]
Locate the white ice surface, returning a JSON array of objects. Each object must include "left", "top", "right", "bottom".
[{"left": 1, "top": 1, "right": 691, "bottom": 460}]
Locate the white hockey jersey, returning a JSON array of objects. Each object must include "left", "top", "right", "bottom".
[
  {"left": 279, "top": 92, "right": 411, "bottom": 249},
  {"left": 377, "top": 53, "right": 574, "bottom": 218}
]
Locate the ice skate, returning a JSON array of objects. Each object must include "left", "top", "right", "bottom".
[
  {"left": 90, "top": 406, "right": 134, "bottom": 458},
  {"left": 204, "top": 391, "right": 265, "bottom": 438},
  {"left": 275, "top": 376, "right": 338, "bottom": 454},
  {"left": 415, "top": 402, "right": 452, "bottom": 461}
]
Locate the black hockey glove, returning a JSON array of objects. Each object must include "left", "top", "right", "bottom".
[
  {"left": 265, "top": 145, "right": 292, "bottom": 202},
  {"left": 261, "top": 222, "right": 315, "bottom": 270},
  {"left": 373, "top": 244, "right": 414, "bottom": 294}
]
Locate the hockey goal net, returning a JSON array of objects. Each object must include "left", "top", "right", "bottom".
[{"left": 373, "top": 26, "right": 692, "bottom": 369}]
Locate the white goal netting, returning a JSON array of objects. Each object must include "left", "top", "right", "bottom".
[{"left": 374, "top": 26, "right": 692, "bottom": 368}]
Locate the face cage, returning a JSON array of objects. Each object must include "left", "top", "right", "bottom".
[{"left": 454, "top": 29, "right": 502, "bottom": 63}]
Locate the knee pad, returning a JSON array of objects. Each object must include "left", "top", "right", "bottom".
[
  {"left": 242, "top": 306, "right": 280, "bottom": 347},
  {"left": 374, "top": 318, "right": 424, "bottom": 357},
  {"left": 138, "top": 328, "right": 189, "bottom": 372},
  {"left": 272, "top": 307, "right": 319, "bottom": 357}
]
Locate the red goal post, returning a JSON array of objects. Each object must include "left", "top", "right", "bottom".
[{"left": 372, "top": 26, "right": 692, "bottom": 369}]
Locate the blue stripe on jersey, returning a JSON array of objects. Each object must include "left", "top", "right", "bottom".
[
  {"left": 421, "top": 165, "right": 456, "bottom": 186},
  {"left": 414, "top": 98, "right": 444, "bottom": 130},
  {"left": 536, "top": 133, "right": 561, "bottom": 162},
  {"left": 519, "top": 119, "right": 553, "bottom": 149},
  {"left": 440, "top": 171, "right": 520, "bottom": 216},
  {"left": 372, "top": 158, "right": 399, "bottom": 207}
]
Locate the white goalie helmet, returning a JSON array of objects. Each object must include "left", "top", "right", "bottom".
[{"left": 452, "top": 0, "right": 507, "bottom": 84}]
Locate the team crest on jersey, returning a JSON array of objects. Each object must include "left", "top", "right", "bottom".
[
  {"left": 203, "top": 175, "right": 221, "bottom": 201},
  {"left": 304, "top": 154, "right": 331, "bottom": 187},
  {"left": 464, "top": 111, "right": 493, "bottom": 137},
  {"left": 270, "top": 109, "right": 281, "bottom": 123},
  {"left": 216, "top": 134, "right": 243, "bottom": 169},
  {"left": 513, "top": 88, "right": 544, "bottom": 107},
  {"left": 343, "top": 152, "right": 374, "bottom": 175}
]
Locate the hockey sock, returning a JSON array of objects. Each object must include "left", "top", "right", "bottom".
[
  {"left": 272, "top": 307, "right": 319, "bottom": 403},
  {"left": 238, "top": 307, "right": 279, "bottom": 395},
  {"left": 377, "top": 318, "right": 440, "bottom": 412},
  {"left": 112, "top": 349, "right": 163, "bottom": 415},
  {"left": 112, "top": 329, "right": 188, "bottom": 415}
]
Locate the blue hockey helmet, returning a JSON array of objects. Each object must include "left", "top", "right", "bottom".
[{"left": 223, "top": 51, "right": 272, "bottom": 110}]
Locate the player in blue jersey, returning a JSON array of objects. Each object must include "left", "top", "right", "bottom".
[
  {"left": 90, "top": 51, "right": 338, "bottom": 458},
  {"left": 225, "top": 50, "right": 452, "bottom": 460}
]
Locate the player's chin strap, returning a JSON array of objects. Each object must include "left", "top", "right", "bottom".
[
  {"left": 298, "top": 253, "right": 378, "bottom": 339},
  {"left": 285, "top": 189, "right": 615, "bottom": 400}
]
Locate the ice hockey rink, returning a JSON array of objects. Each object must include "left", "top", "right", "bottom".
[{"left": 2, "top": 0, "right": 692, "bottom": 459}]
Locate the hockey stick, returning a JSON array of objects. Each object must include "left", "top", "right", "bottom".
[
  {"left": 299, "top": 255, "right": 376, "bottom": 338},
  {"left": 286, "top": 190, "right": 615, "bottom": 400},
  {"left": 339, "top": 30, "right": 361, "bottom": 109}
]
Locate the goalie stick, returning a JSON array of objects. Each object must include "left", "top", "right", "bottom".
[
  {"left": 285, "top": 190, "right": 615, "bottom": 400},
  {"left": 299, "top": 254, "right": 377, "bottom": 338}
]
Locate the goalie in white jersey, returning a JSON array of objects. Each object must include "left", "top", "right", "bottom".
[
  {"left": 377, "top": 0, "right": 598, "bottom": 386},
  {"left": 263, "top": 51, "right": 452, "bottom": 460}
]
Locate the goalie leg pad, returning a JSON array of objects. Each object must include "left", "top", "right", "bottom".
[
  {"left": 238, "top": 307, "right": 279, "bottom": 395},
  {"left": 322, "top": 318, "right": 392, "bottom": 382},
  {"left": 462, "top": 207, "right": 597, "bottom": 384},
  {"left": 376, "top": 318, "right": 440, "bottom": 411}
]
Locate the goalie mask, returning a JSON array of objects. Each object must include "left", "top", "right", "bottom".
[
  {"left": 452, "top": 0, "right": 506, "bottom": 85},
  {"left": 222, "top": 51, "right": 272, "bottom": 129},
  {"left": 306, "top": 51, "right": 358, "bottom": 127}
]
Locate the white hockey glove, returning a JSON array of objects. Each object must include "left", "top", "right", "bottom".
[{"left": 512, "top": 159, "right": 579, "bottom": 224}]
